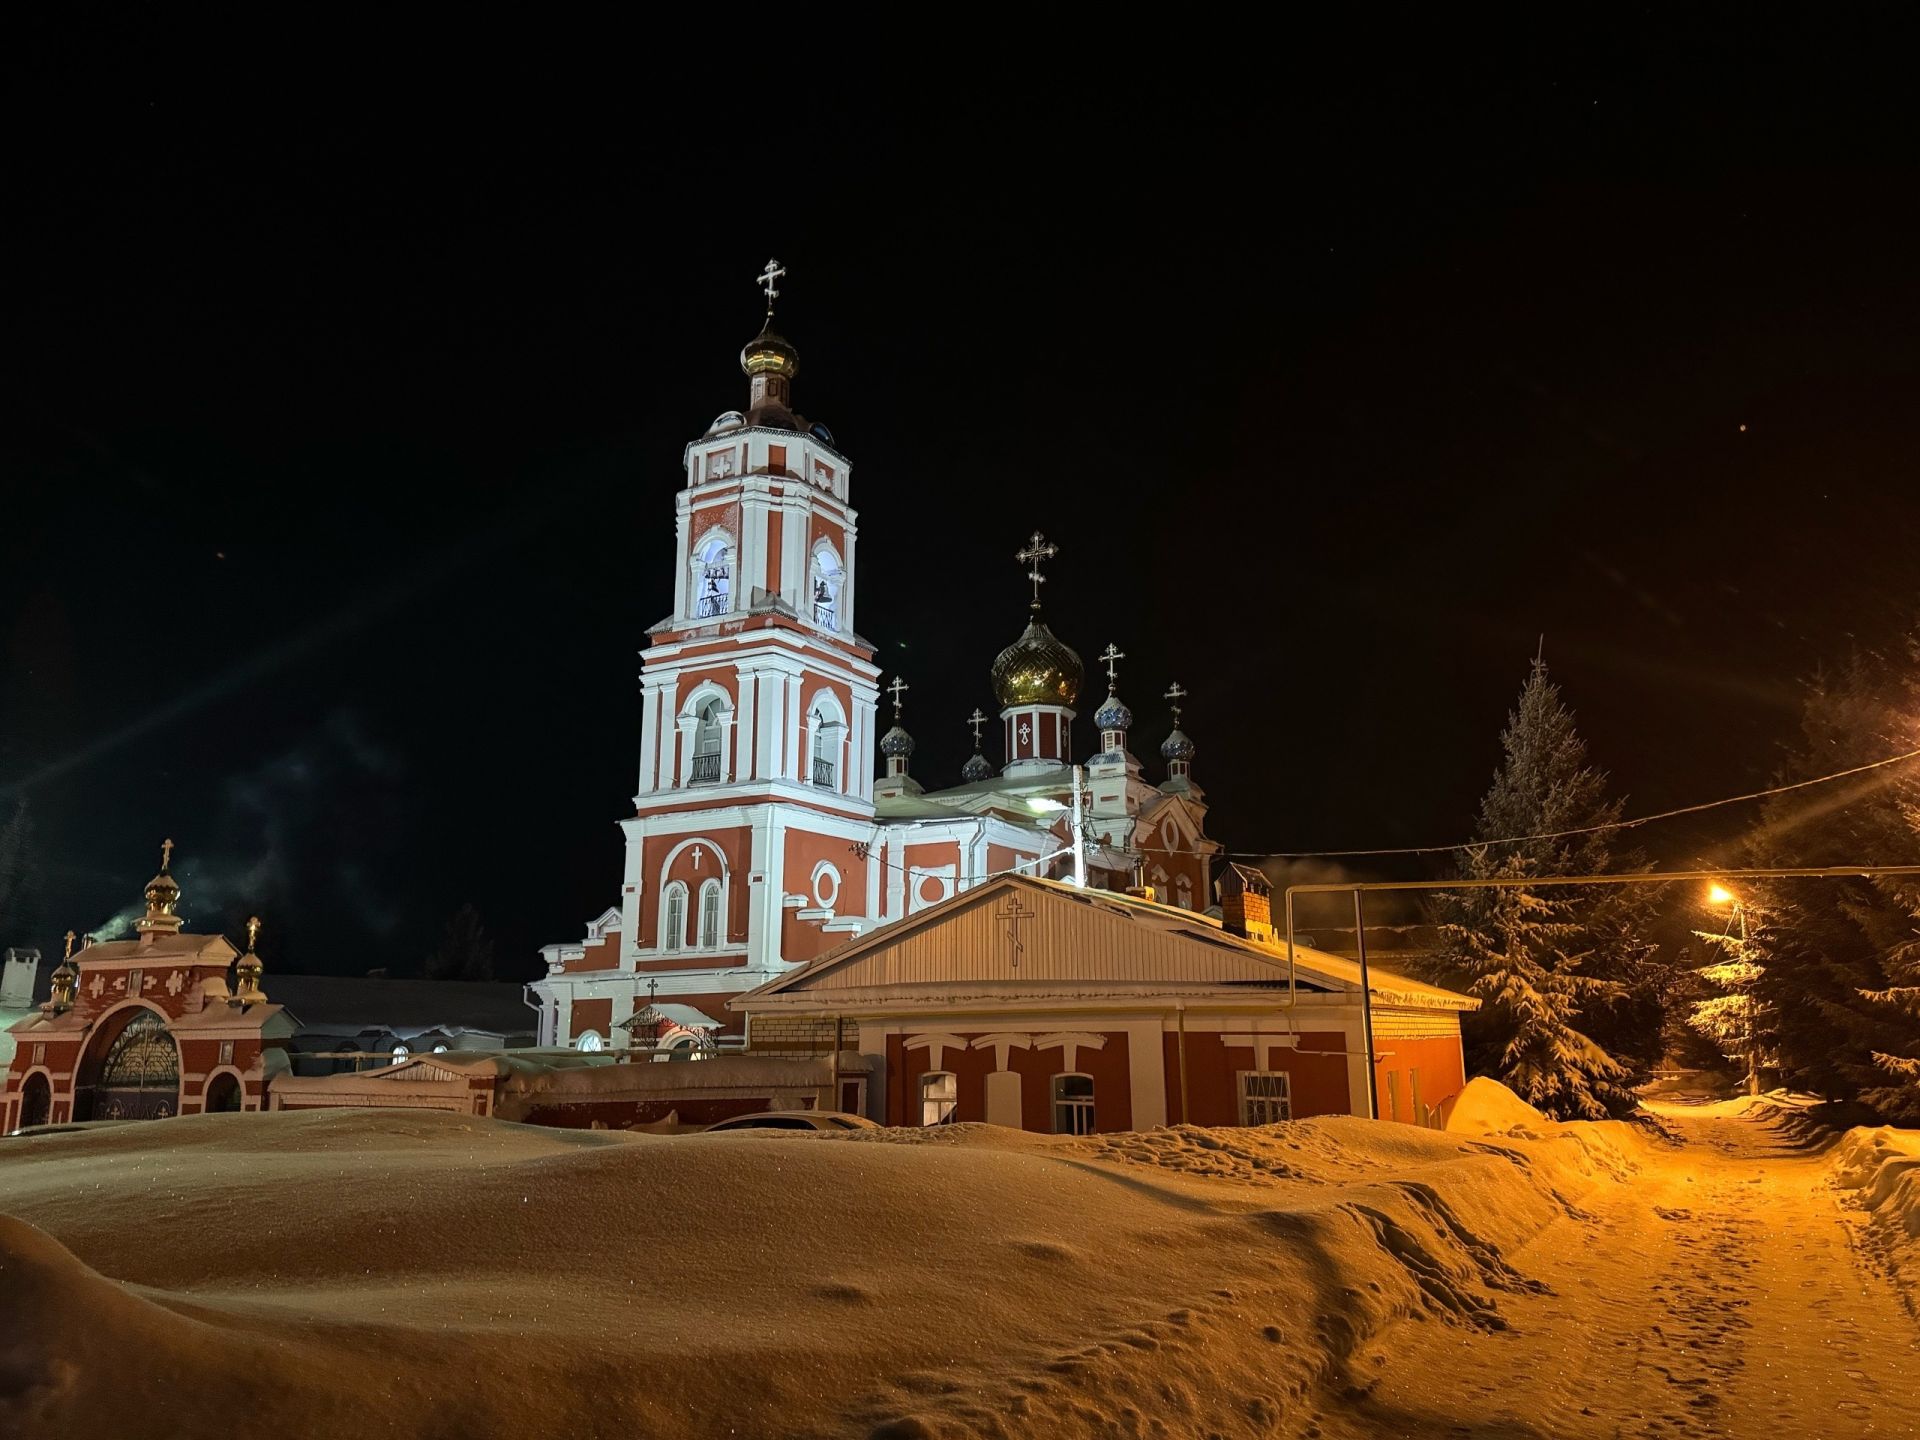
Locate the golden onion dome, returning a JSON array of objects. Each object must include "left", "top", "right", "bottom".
[
  {"left": 991, "top": 613, "right": 1083, "bottom": 708},
  {"left": 740, "top": 324, "right": 799, "bottom": 379}
]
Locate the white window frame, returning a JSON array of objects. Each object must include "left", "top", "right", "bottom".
[
  {"left": 661, "top": 880, "right": 689, "bottom": 953},
  {"left": 1051, "top": 1073, "right": 1095, "bottom": 1135},
  {"left": 920, "top": 1070, "right": 957, "bottom": 1127},
  {"left": 1237, "top": 1070, "right": 1291, "bottom": 1126},
  {"left": 577, "top": 1030, "right": 604, "bottom": 1053},
  {"left": 697, "top": 878, "right": 722, "bottom": 949}
]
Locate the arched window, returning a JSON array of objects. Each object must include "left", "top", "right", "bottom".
[
  {"left": 577, "top": 1030, "right": 604, "bottom": 1053},
  {"left": 693, "top": 533, "right": 732, "bottom": 619},
  {"left": 809, "top": 542, "right": 844, "bottom": 630},
  {"left": 807, "top": 692, "right": 846, "bottom": 790},
  {"left": 810, "top": 710, "right": 837, "bottom": 789},
  {"left": 661, "top": 880, "right": 688, "bottom": 952},
  {"left": 391, "top": 1045, "right": 410, "bottom": 1061},
  {"left": 698, "top": 878, "right": 722, "bottom": 949},
  {"left": 691, "top": 699, "right": 725, "bottom": 784},
  {"left": 1052, "top": 1073, "right": 1095, "bottom": 1135},
  {"left": 920, "top": 1071, "right": 958, "bottom": 1126}
]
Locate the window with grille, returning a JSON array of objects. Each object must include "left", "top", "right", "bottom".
[
  {"left": 1051, "top": 1073, "right": 1095, "bottom": 1135},
  {"left": 691, "top": 700, "right": 726, "bottom": 784},
  {"left": 920, "top": 1070, "right": 957, "bottom": 1126},
  {"left": 693, "top": 536, "right": 732, "bottom": 619},
  {"left": 1237, "top": 1071, "right": 1291, "bottom": 1126}
]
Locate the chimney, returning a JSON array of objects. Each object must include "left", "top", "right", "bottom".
[
  {"left": 1215, "top": 864, "right": 1274, "bottom": 942},
  {"left": 1, "top": 948, "right": 40, "bottom": 1009}
]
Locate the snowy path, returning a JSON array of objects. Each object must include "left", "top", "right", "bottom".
[{"left": 1316, "top": 1106, "right": 1920, "bottom": 1439}]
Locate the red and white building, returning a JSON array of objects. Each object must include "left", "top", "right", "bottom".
[
  {"left": 1, "top": 846, "right": 293, "bottom": 1131},
  {"left": 531, "top": 265, "right": 1222, "bottom": 1052},
  {"left": 735, "top": 870, "right": 1476, "bottom": 1129}
]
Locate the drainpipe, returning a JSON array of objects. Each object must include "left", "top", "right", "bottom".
[{"left": 1175, "top": 1000, "right": 1190, "bottom": 1126}]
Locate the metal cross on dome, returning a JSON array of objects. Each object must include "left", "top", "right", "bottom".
[
  {"left": 160, "top": 837, "right": 174, "bottom": 871},
  {"left": 887, "top": 675, "right": 910, "bottom": 721},
  {"left": 1015, "top": 531, "right": 1057, "bottom": 606},
  {"left": 757, "top": 258, "right": 786, "bottom": 316},
  {"left": 1164, "top": 681, "right": 1187, "bottom": 721},
  {"left": 1099, "top": 643, "right": 1125, "bottom": 687},
  {"left": 246, "top": 915, "right": 261, "bottom": 951},
  {"left": 966, "top": 707, "right": 987, "bottom": 744}
]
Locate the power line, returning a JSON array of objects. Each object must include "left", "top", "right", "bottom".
[
  {"left": 839, "top": 744, "right": 1920, "bottom": 877},
  {"left": 1192, "top": 744, "right": 1920, "bottom": 861}
]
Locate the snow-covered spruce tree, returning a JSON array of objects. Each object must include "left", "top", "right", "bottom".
[
  {"left": 1745, "top": 645, "right": 1920, "bottom": 1122},
  {"left": 1422, "top": 659, "right": 1646, "bottom": 1118},
  {"left": 1686, "top": 923, "right": 1767, "bottom": 1096}
]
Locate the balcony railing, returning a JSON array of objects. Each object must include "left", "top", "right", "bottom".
[
  {"left": 689, "top": 754, "right": 722, "bottom": 784},
  {"left": 695, "top": 593, "right": 728, "bottom": 620},
  {"left": 812, "top": 758, "right": 837, "bottom": 787}
]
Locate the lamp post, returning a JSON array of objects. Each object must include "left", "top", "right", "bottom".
[{"left": 1708, "top": 882, "right": 1758, "bottom": 1096}]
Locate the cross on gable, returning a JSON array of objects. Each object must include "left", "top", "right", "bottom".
[
  {"left": 1015, "top": 531, "right": 1057, "bottom": 606},
  {"left": 996, "top": 892, "right": 1033, "bottom": 969},
  {"left": 757, "top": 258, "right": 786, "bottom": 314}
]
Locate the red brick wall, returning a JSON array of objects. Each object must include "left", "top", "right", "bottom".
[
  {"left": 885, "top": 1031, "right": 1134, "bottom": 1133},
  {"left": 571, "top": 997, "right": 613, "bottom": 1042},
  {"left": 569, "top": 933, "right": 622, "bottom": 973},
  {"left": 1164, "top": 1030, "right": 1353, "bottom": 1125},
  {"left": 641, "top": 827, "right": 752, "bottom": 944}
]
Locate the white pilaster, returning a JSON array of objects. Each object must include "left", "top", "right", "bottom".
[{"left": 734, "top": 664, "right": 757, "bottom": 781}]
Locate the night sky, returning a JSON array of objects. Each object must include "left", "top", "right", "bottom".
[{"left": 8, "top": 24, "right": 1920, "bottom": 977}]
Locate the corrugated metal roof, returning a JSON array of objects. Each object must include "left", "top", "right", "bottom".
[{"left": 742, "top": 875, "right": 1475, "bottom": 1011}]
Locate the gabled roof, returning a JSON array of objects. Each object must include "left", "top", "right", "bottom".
[{"left": 736, "top": 874, "right": 1473, "bottom": 1012}]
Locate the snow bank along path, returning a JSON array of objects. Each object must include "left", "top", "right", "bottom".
[{"left": 1, "top": 1096, "right": 1916, "bottom": 1439}]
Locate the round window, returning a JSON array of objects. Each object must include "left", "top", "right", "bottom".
[{"left": 812, "top": 862, "right": 841, "bottom": 910}]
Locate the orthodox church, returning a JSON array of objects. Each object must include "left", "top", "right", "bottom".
[{"left": 529, "top": 263, "right": 1223, "bottom": 1051}]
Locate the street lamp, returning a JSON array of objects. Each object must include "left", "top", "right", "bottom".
[
  {"left": 1706, "top": 880, "right": 1757, "bottom": 1095},
  {"left": 1707, "top": 881, "right": 1747, "bottom": 940},
  {"left": 1027, "top": 764, "right": 1088, "bottom": 888}
]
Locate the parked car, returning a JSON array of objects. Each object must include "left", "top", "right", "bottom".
[{"left": 701, "top": 1110, "right": 880, "bottom": 1134}]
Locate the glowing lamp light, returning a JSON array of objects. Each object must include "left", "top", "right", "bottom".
[
  {"left": 1026, "top": 796, "right": 1067, "bottom": 815},
  {"left": 1708, "top": 883, "right": 1737, "bottom": 907}
]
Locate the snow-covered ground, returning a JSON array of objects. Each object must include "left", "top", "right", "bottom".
[{"left": 0, "top": 1089, "right": 1915, "bottom": 1438}]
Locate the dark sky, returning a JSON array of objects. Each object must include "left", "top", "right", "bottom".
[{"left": 7, "top": 23, "right": 1920, "bottom": 975}]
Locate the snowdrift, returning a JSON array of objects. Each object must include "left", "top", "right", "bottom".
[
  {"left": 0, "top": 1096, "right": 1647, "bottom": 1439},
  {"left": 1443, "top": 1075, "right": 1551, "bottom": 1136},
  {"left": 1831, "top": 1124, "right": 1920, "bottom": 1311}
]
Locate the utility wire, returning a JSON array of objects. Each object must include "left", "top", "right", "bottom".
[
  {"left": 839, "top": 745, "right": 1920, "bottom": 878},
  {"left": 1190, "top": 744, "right": 1920, "bottom": 861}
]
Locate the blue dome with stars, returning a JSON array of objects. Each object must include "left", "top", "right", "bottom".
[
  {"left": 1160, "top": 727, "right": 1195, "bottom": 762},
  {"left": 880, "top": 725, "right": 915, "bottom": 758},
  {"left": 1094, "top": 693, "right": 1133, "bottom": 731}
]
